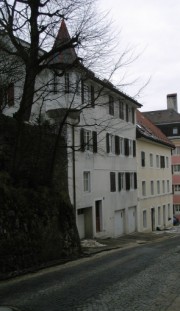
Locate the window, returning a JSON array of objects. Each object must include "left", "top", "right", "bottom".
[
  {"left": 130, "top": 173, "right": 137, "bottom": 189},
  {"left": 52, "top": 74, "right": 58, "bottom": 94},
  {"left": 174, "top": 184, "right": 180, "bottom": 192},
  {"left": 91, "top": 85, "right": 95, "bottom": 107},
  {"left": 110, "top": 172, "right": 116, "bottom": 192},
  {"left": 173, "top": 165, "right": 180, "bottom": 173},
  {"left": 143, "top": 210, "right": 147, "bottom": 228},
  {"left": 125, "top": 172, "right": 130, "bottom": 190},
  {"left": 124, "top": 138, "right": 129, "bottom": 156},
  {"left": 83, "top": 171, "right": 91, "bottom": 192},
  {"left": 167, "top": 180, "right": 170, "bottom": 192},
  {"left": 119, "top": 137, "right": 124, "bottom": 155},
  {"left": 109, "top": 134, "right": 115, "bottom": 153},
  {"left": 141, "top": 151, "right": 145, "bottom": 167},
  {"left": 157, "top": 180, "right": 160, "bottom": 194},
  {"left": 174, "top": 205, "right": 180, "bottom": 213},
  {"left": 75, "top": 75, "right": 80, "bottom": 94},
  {"left": 150, "top": 153, "right": 153, "bottom": 167},
  {"left": 131, "top": 107, "right": 135, "bottom": 124},
  {"left": 128, "top": 140, "right": 133, "bottom": 156},
  {"left": 160, "top": 156, "right": 165, "bottom": 168},
  {"left": 125, "top": 104, "right": 129, "bottom": 122},
  {"left": 156, "top": 155, "right": 160, "bottom": 168},
  {"left": 151, "top": 181, "right": 154, "bottom": 195},
  {"left": 80, "top": 128, "right": 97, "bottom": 153},
  {"left": 109, "top": 95, "right": 114, "bottom": 115},
  {"left": 162, "top": 180, "right": 165, "bottom": 193},
  {"left": 168, "top": 204, "right": 171, "bottom": 219},
  {"left": 142, "top": 181, "right": 146, "bottom": 196},
  {"left": 172, "top": 146, "right": 180, "bottom": 155},
  {"left": 119, "top": 101, "right": 124, "bottom": 119},
  {"left": 158, "top": 206, "right": 161, "bottom": 225},
  {"left": 118, "top": 172, "right": 125, "bottom": 191},
  {"left": 173, "top": 127, "right": 178, "bottom": 135},
  {"left": 166, "top": 157, "right": 169, "bottom": 168},
  {"left": 65, "top": 72, "right": 70, "bottom": 93},
  {"left": 0, "top": 83, "right": 14, "bottom": 107}
]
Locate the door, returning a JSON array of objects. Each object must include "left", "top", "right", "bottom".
[
  {"left": 95, "top": 200, "right": 102, "bottom": 232},
  {"left": 128, "top": 206, "right": 137, "bottom": 233},
  {"left": 115, "top": 210, "right": 125, "bottom": 237},
  {"left": 151, "top": 208, "right": 155, "bottom": 231}
]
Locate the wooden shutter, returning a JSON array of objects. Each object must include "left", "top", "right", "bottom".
[
  {"left": 125, "top": 172, "right": 130, "bottom": 190},
  {"left": 133, "top": 140, "right": 136, "bottom": 157},
  {"left": 126, "top": 104, "right": 129, "bottom": 122},
  {"left": 80, "top": 128, "right": 85, "bottom": 152},
  {"left": 81, "top": 79, "right": 84, "bottom": 105},
  {"left": 110, "top": 172, "right": 116, "bottom": 192},
  {"left": 106, "top": 133, "right": 110, "bottom": 153},
  {"left": 93, "top": 131, "right": 97, "bottom": 153},
  {"left": 91, "top": 85, "right": 95, "bottom": 107},
  {"left": 134, "top": 172, "right": 137, "bottom": 189},
  {"left": 124, "top": 138, "right": 129, "bottom": 156},
  {"left": 115, "top": 135, "right": 120, "bottom": 155},
  {"left": 118, "top": 172, "right": 122, "bottom": 191}
]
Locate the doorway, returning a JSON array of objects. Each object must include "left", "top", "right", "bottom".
[{"left": 95, "top": 200, "right": 102, "bottom": 232}]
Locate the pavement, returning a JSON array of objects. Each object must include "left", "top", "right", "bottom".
[
  {"left": 0, "top": 226, "right": 179, "bottom": 311},
  {"left": 81, "top": 226, "right": 180, "bottom": 256}
]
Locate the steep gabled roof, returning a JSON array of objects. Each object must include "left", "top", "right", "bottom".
[
  {"left": 51, "top": 19, "right": 77, "bottom": 65},
  {"left": 143, "top": 109, "right": 180, "bottom": 124},
  {"left": 136, "top": 110, "right": 175, "bottom": 148}
]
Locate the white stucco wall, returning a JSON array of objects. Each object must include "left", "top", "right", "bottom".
[{"left": 137, "top": 138, "right": 173, "bottom": 232}]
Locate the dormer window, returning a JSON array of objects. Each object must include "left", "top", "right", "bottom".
[{"left": 173, "top": 127, "right": 178, "bottom": 135}]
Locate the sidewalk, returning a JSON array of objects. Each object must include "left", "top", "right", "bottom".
[{"left": 81, "top": 227, "right": 180, "bottom": 255}]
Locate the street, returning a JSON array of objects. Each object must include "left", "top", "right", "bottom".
[{"left": 0, "top": 235, "right": 180, "bottom": 311}]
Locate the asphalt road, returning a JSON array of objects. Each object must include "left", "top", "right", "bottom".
[{"left": 0, "top": 235, "right": 180, "bottom": 311}]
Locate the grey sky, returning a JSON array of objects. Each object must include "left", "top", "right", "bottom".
[{"left": 98, "top": 0, "right": 180, "bottom": 112}]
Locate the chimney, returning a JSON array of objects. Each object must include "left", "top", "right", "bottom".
[{"left": 167, "top": 93, "right": 178, "bottom": 111}]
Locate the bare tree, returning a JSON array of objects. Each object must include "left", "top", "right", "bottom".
[{"left": 0, "top": 0, "right": 125, "bottom": 121}]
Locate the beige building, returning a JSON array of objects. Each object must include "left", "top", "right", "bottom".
[{"left": 136, "top": 110, "right": 174, "bottom": 232}]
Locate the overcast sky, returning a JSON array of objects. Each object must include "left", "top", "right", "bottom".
[{"left": 98, "top": 0, "right": 180, "bottom": 112}]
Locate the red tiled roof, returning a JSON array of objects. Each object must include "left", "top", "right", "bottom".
[{"left": 136, "top": 110, "right": 175, "bottom": 148}]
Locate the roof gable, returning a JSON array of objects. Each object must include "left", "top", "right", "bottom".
[{"left": 136, "top": 110, "right": 174, "bottom": 148}]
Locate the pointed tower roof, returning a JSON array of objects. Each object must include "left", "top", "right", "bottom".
[{"left": 51, "top": 19, "right": 77, "bottom": 65}]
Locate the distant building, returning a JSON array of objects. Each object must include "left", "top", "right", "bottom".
[
  {"left": 136, "top": 110, "right": 174, "bottom": 231},
  {"left": 143, "top": 94, "right": 180, "bottom": 218}
]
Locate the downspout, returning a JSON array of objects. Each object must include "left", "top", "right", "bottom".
[{"left": 72, "top": 124, "right": 76, "bottom": 217}]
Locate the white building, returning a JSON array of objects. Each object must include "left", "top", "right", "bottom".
[
  {"left": 136, "top": 110, "right": 174, "bottom": 232},
  {"left": 1, "top": 20, "right": 142, "bottom": 239}
]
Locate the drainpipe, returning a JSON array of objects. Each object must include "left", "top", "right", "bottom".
[{"left": 72, "top": 124, "right": 76, "bottom": 216}]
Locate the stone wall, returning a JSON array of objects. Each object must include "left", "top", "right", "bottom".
[{"left": 0, "top": 115, "right": 81, "bottom": 279}]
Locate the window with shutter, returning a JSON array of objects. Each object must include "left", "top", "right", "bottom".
[
  {"left": 80, "top": 128, "right": 85, "bottom": 151},
  {"left": 65, "top": 72, "right": 70, "bottom": 93},
  {"left": 81, "top": 79, "right": 84, "bottom": 105},
  {"left": 109, "top": 95, "right": 114, "bottom": 115},
  {"left": 126, "top": 104, "right": 129, "bottom": 122},
  {"left": 106, "top": 133, "right": 110, "bottom": 153},
  {"left": 124, "top": 138, "right": 129, "bottom": 156},
  {"left": 91, "top": 85, "right": 95, "bottom": 107},
  {"left": 125, "top": 172, "right": 130, "bottom": 190},
  {"left": 133, "top": 140, "right": 136, "bottom": 157},
  {"left": 134, "top": 173, "right": 137, "bottom": 189},
  {"left": 141, "top": 151, "right": 145, "bottom": 167},
  {"left": 110, "top": 172, "right": 116, "bottom": 192},
  {"left": 93, "top": 131, "right": 97, "bottom": 153},
  {"left": 115, "top": 135, "right": 120, "bottom": 155}
]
